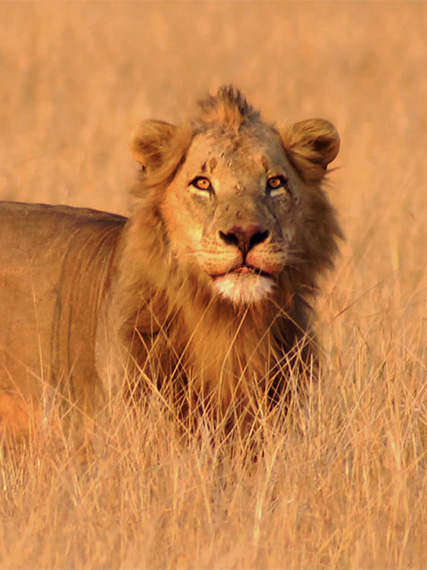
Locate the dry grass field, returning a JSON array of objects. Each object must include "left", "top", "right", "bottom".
[{"left": 0, "top": 2, "right": 426, "bottom": 568}]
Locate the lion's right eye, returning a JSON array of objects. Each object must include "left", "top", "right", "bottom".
[{"left": 190, "top": 176, "right": 213, "bottom": 192}]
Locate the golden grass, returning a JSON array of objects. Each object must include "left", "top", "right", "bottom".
[{"left": 0, "top": 2, "right": 426, "bottom": 568}]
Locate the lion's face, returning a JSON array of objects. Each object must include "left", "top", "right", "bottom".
[
  {"left": 163, "top": 126, "right": 301, "bottom": 304},
  {"left": 130, "top": 89, "right": 341, "bottom": 306}
]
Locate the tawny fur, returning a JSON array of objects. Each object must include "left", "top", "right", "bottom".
[{"left": 0, "top": 86, "right": 342, "bottom": 441}]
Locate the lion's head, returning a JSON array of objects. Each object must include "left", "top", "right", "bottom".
[{"left": 129, "top": 86, "right": 341, "bottom": 309}]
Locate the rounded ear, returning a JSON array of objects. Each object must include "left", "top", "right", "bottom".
[
  {"left": 281, "top": 119, "right": 340, "bottom": 182},
  {"left": 130, "top": 120, "right": 189, "bottom": 172}
]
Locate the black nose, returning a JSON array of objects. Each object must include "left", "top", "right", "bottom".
[{"left": 219, "top": 225, "right": 269, "bottom": 254}]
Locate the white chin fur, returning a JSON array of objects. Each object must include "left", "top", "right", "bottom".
[{"left": 213, "top": 273, "right": 275, "bottom": 305}]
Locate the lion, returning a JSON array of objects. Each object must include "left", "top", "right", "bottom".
[{"left": 0, "top": 86, "right": 342, "bottom": 446}]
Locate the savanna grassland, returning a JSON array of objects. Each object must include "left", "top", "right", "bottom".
[{"left": 0, "top": 2, "right": 426, "bottom": 569}]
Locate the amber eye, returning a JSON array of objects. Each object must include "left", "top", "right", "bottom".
[
  {"left": 267, "top": 176, "right": 288, "bottom": 193},
  {"left": 190, "top": 176, "right": 213, "bottom": 192}
]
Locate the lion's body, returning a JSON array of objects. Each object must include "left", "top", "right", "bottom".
[
  {"left": 0, "top": 202, "right": 125, "bottom": 435},
  {"left": 0, "top": 87, "right": 342, "bottom": 442}
]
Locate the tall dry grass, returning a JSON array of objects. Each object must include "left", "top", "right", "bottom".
[{"left": 0, "top": 2, "right": 426, "bottom": 568}]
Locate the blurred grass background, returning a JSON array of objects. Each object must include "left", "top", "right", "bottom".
[{"left": 0, "top": 2, "right": 426, "bottom": 568}]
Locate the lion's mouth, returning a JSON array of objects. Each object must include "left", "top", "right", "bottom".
[
  {"left": 211, "top": 264, "right": 274, "bottom": 281},
  {"left": 210, "top": 264, "right": 277, "bottom": 304}
]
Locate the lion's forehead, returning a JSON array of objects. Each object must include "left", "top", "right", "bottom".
[{"left": 186, "top": 130, "right": 289, "bottom": 181}]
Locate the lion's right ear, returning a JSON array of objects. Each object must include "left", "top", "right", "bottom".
[{"left": 130, "top": 120, "right": 192, "bottom": 173}]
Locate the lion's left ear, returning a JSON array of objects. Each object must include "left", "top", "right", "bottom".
[
  {"left": 130, "top": 120, "right": 192, "bottom": 173},
  {"left": 281, "top": 119, "right": 340, "bottom": 182}
]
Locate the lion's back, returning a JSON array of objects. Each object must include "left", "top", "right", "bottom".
[{"left": 0, "top": 201, "right": 126, "bottom": 423}]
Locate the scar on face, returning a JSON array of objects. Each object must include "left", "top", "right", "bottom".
[
  {"left": 208, "top": 157, "right": 217, "bottom": 172},
  {"left": 261, "top": 155, "right": 270, "bottom": 172}
]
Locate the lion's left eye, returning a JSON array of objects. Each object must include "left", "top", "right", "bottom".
[
  {"left": 190, "top": 176, "right": 213, "bottom": 192},
  {"left": 266, "top": 176, "right": 288, "bottom": 196}
]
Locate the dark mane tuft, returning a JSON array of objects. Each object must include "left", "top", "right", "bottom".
[{"left": 194, "top": 85, "right": 260, "bottom": 129}]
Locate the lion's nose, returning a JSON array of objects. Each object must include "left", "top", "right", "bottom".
[{"left": 219, "top": 225, "right": 270, "bottom": 254}]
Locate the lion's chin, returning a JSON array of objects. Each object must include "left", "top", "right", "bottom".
[{"left": 212, "top": 272, "right": 275, "bottom": 305}]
